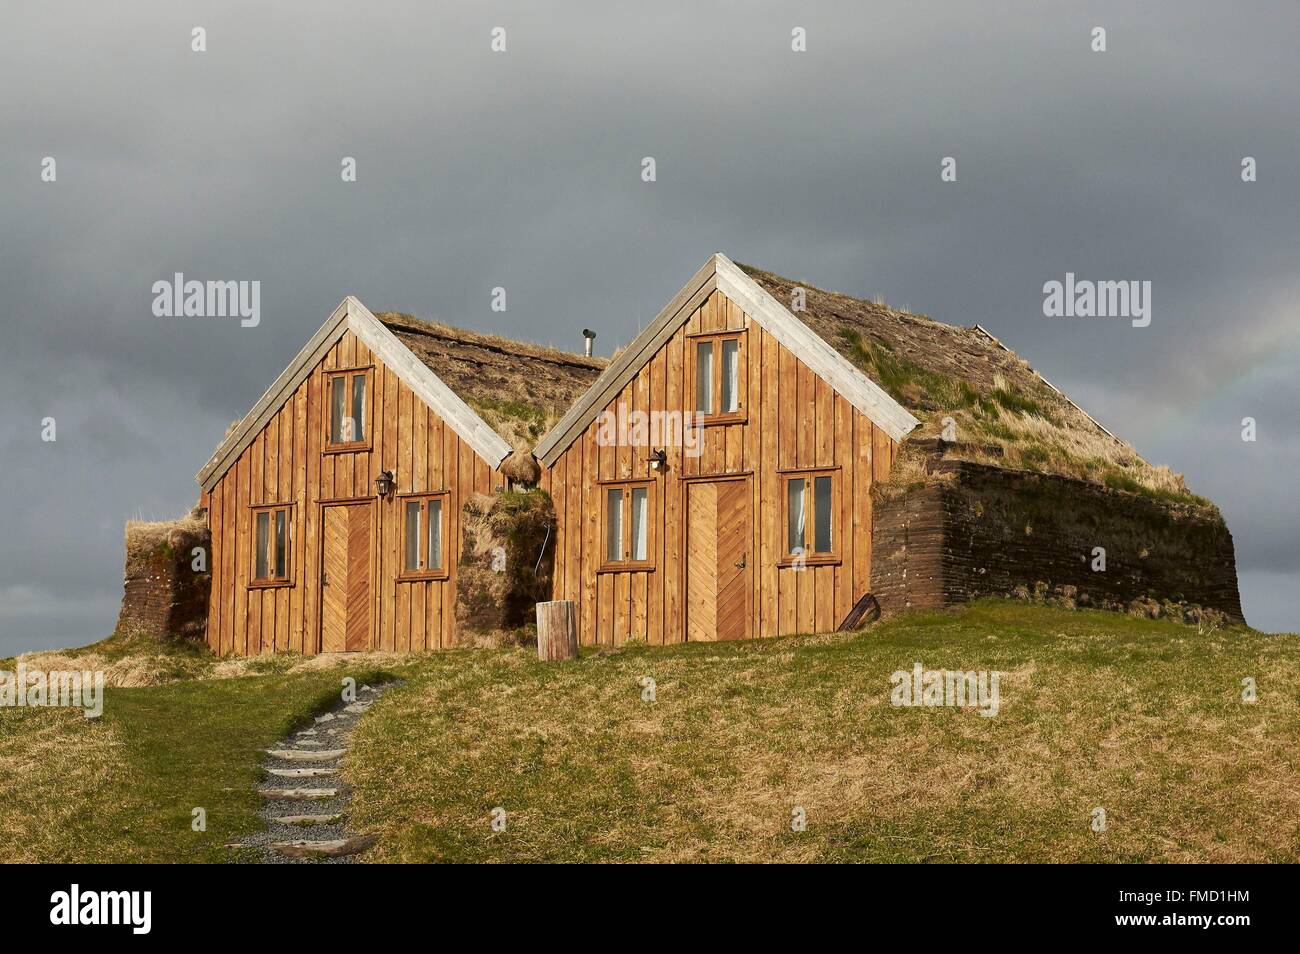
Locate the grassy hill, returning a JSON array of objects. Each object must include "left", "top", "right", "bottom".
[{"left": 2, "top": 601, "right": 1297, "bottom": 863}]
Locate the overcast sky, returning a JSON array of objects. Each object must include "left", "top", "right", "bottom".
[{"left": 2, "top": 1, "right": 1297, "bottom": 654}]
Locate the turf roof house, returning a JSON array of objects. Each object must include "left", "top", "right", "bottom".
[
  {"left": 536, "top": 254, "right": 1243, "bottom": 645},
  {"left": 535, "top": 254, "right": 920, "bottom": 646},
  {"left": 196, "top": 297, "right": 601, "bottom": 656},
  {"left": 193, "top": 256, "right": 1242, "bottom": 657}
]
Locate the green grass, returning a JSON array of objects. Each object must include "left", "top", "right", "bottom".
[
  {"left": 4, "top": 601, "right": 1296, "bottom": 863},
  {"left": 0, "top": 665, "right": 393, "bottom": 862},
  {"left": 991, "top": 386, "right": 1047, "bottom": 418},
  {"left": 1101, "top": 467, "right": 1215, "bottom": 508},
  {"left": 466, "top": 395, "right": 549, "bottom": 439},
  {"left": 345, "top": 601, "right": 1300, "bottom": 863},
  {"left": 838, "top": 329, "right": 983, "bottom": 413}
]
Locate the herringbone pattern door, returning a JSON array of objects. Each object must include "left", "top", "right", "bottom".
[
  {"left": 686, "top": 478, "right": 752, "bottom": 641},
  {"left": 321, "top": 504, "right": 371, "bottom": 652},
  {"left": 714, "top": 479, "right": 750, "bottom": 640}
]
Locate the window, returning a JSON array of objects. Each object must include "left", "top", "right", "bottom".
[
  {"left": 326, "top": 368, "right": 371, "bottom": 449},
  {"left": 251, "top": 505, "right": 293, "bottom": 585},
  {"left": 691, "top": 332, "right": 746, "bottom": 422},
  {"left": 781, "top": 471, "right": 837, "bottom": 565},
  {"left": 695, "top": 340, "right": 713, "bottom": 414},
  {"left": 400, "top": 494, "right": 447, "bottom": 579},
  {"left": 600, "top": 481, "right": 654, "bottom": 570}
]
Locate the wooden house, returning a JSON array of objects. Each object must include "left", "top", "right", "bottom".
[
  {"left": 194, "top": 254, "right": 1231, "bottom": 657},
  {"left": 196, "top": 297, "right": 602, "bottom": 656},
  {"left": 534, "top": 254, "right": 920, "bottom": 646}
]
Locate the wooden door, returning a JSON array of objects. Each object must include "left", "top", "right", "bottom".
[
  {"left": 685, "top": 477, "right": 752, "bottom": 641},
  {"left": 321, "top": 503, "right": 372, "bottom": 652}
]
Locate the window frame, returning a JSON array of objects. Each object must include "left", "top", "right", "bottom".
[
  {"left": 598, "top": 479, "right": 656, "bottom": 573},
  {"left": 323, "top": 365, "right": 374, "bottom": 453},
  {"left": 250, "top": 503, "right": 295, "bottom": 588},
  {"left": 397, "top": 491, "right": 450, "bottom": 581},
  {"left": 778, "top": 468, "right": 840, "bottom": 567},
  {"left": 688, "top": 330, "right": 748, "bottom": 425}
]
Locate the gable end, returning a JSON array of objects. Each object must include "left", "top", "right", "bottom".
[
  {"left": 533, "top": 254, "right": 919, "bottom": 467},
  {"left": 196, "top": 297, "right": 512, "bottom": 492}
]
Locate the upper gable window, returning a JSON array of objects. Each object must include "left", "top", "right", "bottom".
[
  {"left": 326, "top": 368, "right": 371, "bottom": 450},
  {"left": 692, "top": 332, "right": 746, "bottom": 423}
]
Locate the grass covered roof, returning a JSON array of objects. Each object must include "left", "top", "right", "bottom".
[
  {"left": 376, "top": 313, "right": 606, "bottom": 452},
  {"left": 738, "top": 264, "right": 1200, "bottom": 506}
]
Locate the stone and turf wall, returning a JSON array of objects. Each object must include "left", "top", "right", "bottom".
[
  {"left": 454, "top": 489, "right": 556, "bottom": 641},
  {"left": 115, "top": 517, "right": 212, "bottom": 641},
  {"left": 871, "top": 460, "right": 1244, "bottom": 623}
]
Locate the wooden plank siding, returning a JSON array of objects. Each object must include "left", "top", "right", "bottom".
[
  {"left": 204, "top": 329, "right": 494, "bottom": 656},
  {"left": 541, "top": 288, "right": 898, "bottom": 645}
]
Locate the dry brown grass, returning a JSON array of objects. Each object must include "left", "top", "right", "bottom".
[
  {"left": 8, "top": 633, "right": 425, "bottom": 689},
  {"left": 0, "top": 707, "right": 123, "bottom": 861},
  {"left": 124, "top": 510, "right": 207, "bottom": 560},
  {"left": 376, "top": 311, "right": 604, "bottom": 452},
  {"left": 12, "top": 650, "right": 184, "bottom": 688},
  {"left": 0, "top": 665, "right": 396, "bottom": 863},
  {"left": 347, "top": 602, "right": 1299, "bottom": 863},
  {"left": 740, "top": 265, "right": 1202, "bottom": 504},
  {"left": 210, "top": 649, "right": 424, "bottom": 679}
]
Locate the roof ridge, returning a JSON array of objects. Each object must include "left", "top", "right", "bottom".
[
  {"left": 735, "top": 261, "right": 968, "bottom": 332},
  {"left": 376, "top": 312, "right": 607, "bottom": 372}
]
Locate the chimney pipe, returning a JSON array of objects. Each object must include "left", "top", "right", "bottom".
[{"left": 582, "top": 328, "right": 596, "bottom": 357}]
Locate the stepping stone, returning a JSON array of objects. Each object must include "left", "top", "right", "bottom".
[
  {"left": 260, "top": 787, "right": 338, "bottom": 800},
  {"left": 265, "top": 748, "right": 345, "bottom": 762},
  {"left": 315, "top": 713, "right": 336, "bottom": 723},
  {"left": 293, "top": 740, "right": 325, "bottom": 748},
  {"left": 273, "top": 813, "right": 343, "bottom": 825},
  {"left": 269, "top": 835, "right": 377, "bottom": 859},
  {"left": 343, "top": 702, "right": 372, "bottom": 714},
  {"left": 361, "top": 685, "right": 374, "bottom": 693},
  {"left": 267, "top": 766, "right": 337, "bottom": 778},
  {"left": 296, "top": 728, "right": 318, "bottom": 737}
]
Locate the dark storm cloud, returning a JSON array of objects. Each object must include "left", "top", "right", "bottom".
[{"left": 2, "top": 0, "right": 1297, "bottom": 652}]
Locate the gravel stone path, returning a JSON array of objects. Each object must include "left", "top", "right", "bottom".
[{"left": 240, "top": 682, "right": 393, "bottom": 863}]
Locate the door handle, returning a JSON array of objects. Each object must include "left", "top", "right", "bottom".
[
  {"left": 321, "top": 573, "right": 329, "bottom": 587},
  {"left": 734, "top": 554, "right": 747, "bottom": 569}
]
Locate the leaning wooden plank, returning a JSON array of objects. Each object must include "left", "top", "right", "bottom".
[{"left": 837, "top": 593, "right": 881, "bottom": 631}]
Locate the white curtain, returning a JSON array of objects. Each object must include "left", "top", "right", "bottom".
[
  {"left": 696, "top": 341, "right": 713, "bottom": 414},
  {"left": 331, "top": 376, "right": 347, "bottom": 443},
  {"left": 722, "top": 339, "right": 739, "bottom": 412},
  {"left": 631, "top": 488, "right": 648, "bottom": 561},
  {"left": 606, "top": 488, "right": 624, "bottom": 561},
  {"left": 350, "top": 373, "right": 366, "bottom": 441},
  {"left": 255, "top": 511, "right": 270, "bottom": 579},
  {"left": 787, "top": 478, "right": 805, "bottom": 553},
  {"left": 405, "top": 501, "right": 421, "bottom": 570},
  {"left": 428, "top": 500, "right": 442, "bottom": 569}
]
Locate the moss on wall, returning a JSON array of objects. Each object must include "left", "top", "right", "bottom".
[
  {"left": 454, "top": 490, "right": 556, "bottom": 642},
  {"left": 872, "top": 461, "right": 1243, "bottom": 623}
]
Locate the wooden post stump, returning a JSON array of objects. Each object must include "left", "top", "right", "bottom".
[{"left": 536, "top": 600, "right": 578, "bottom": 661}]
